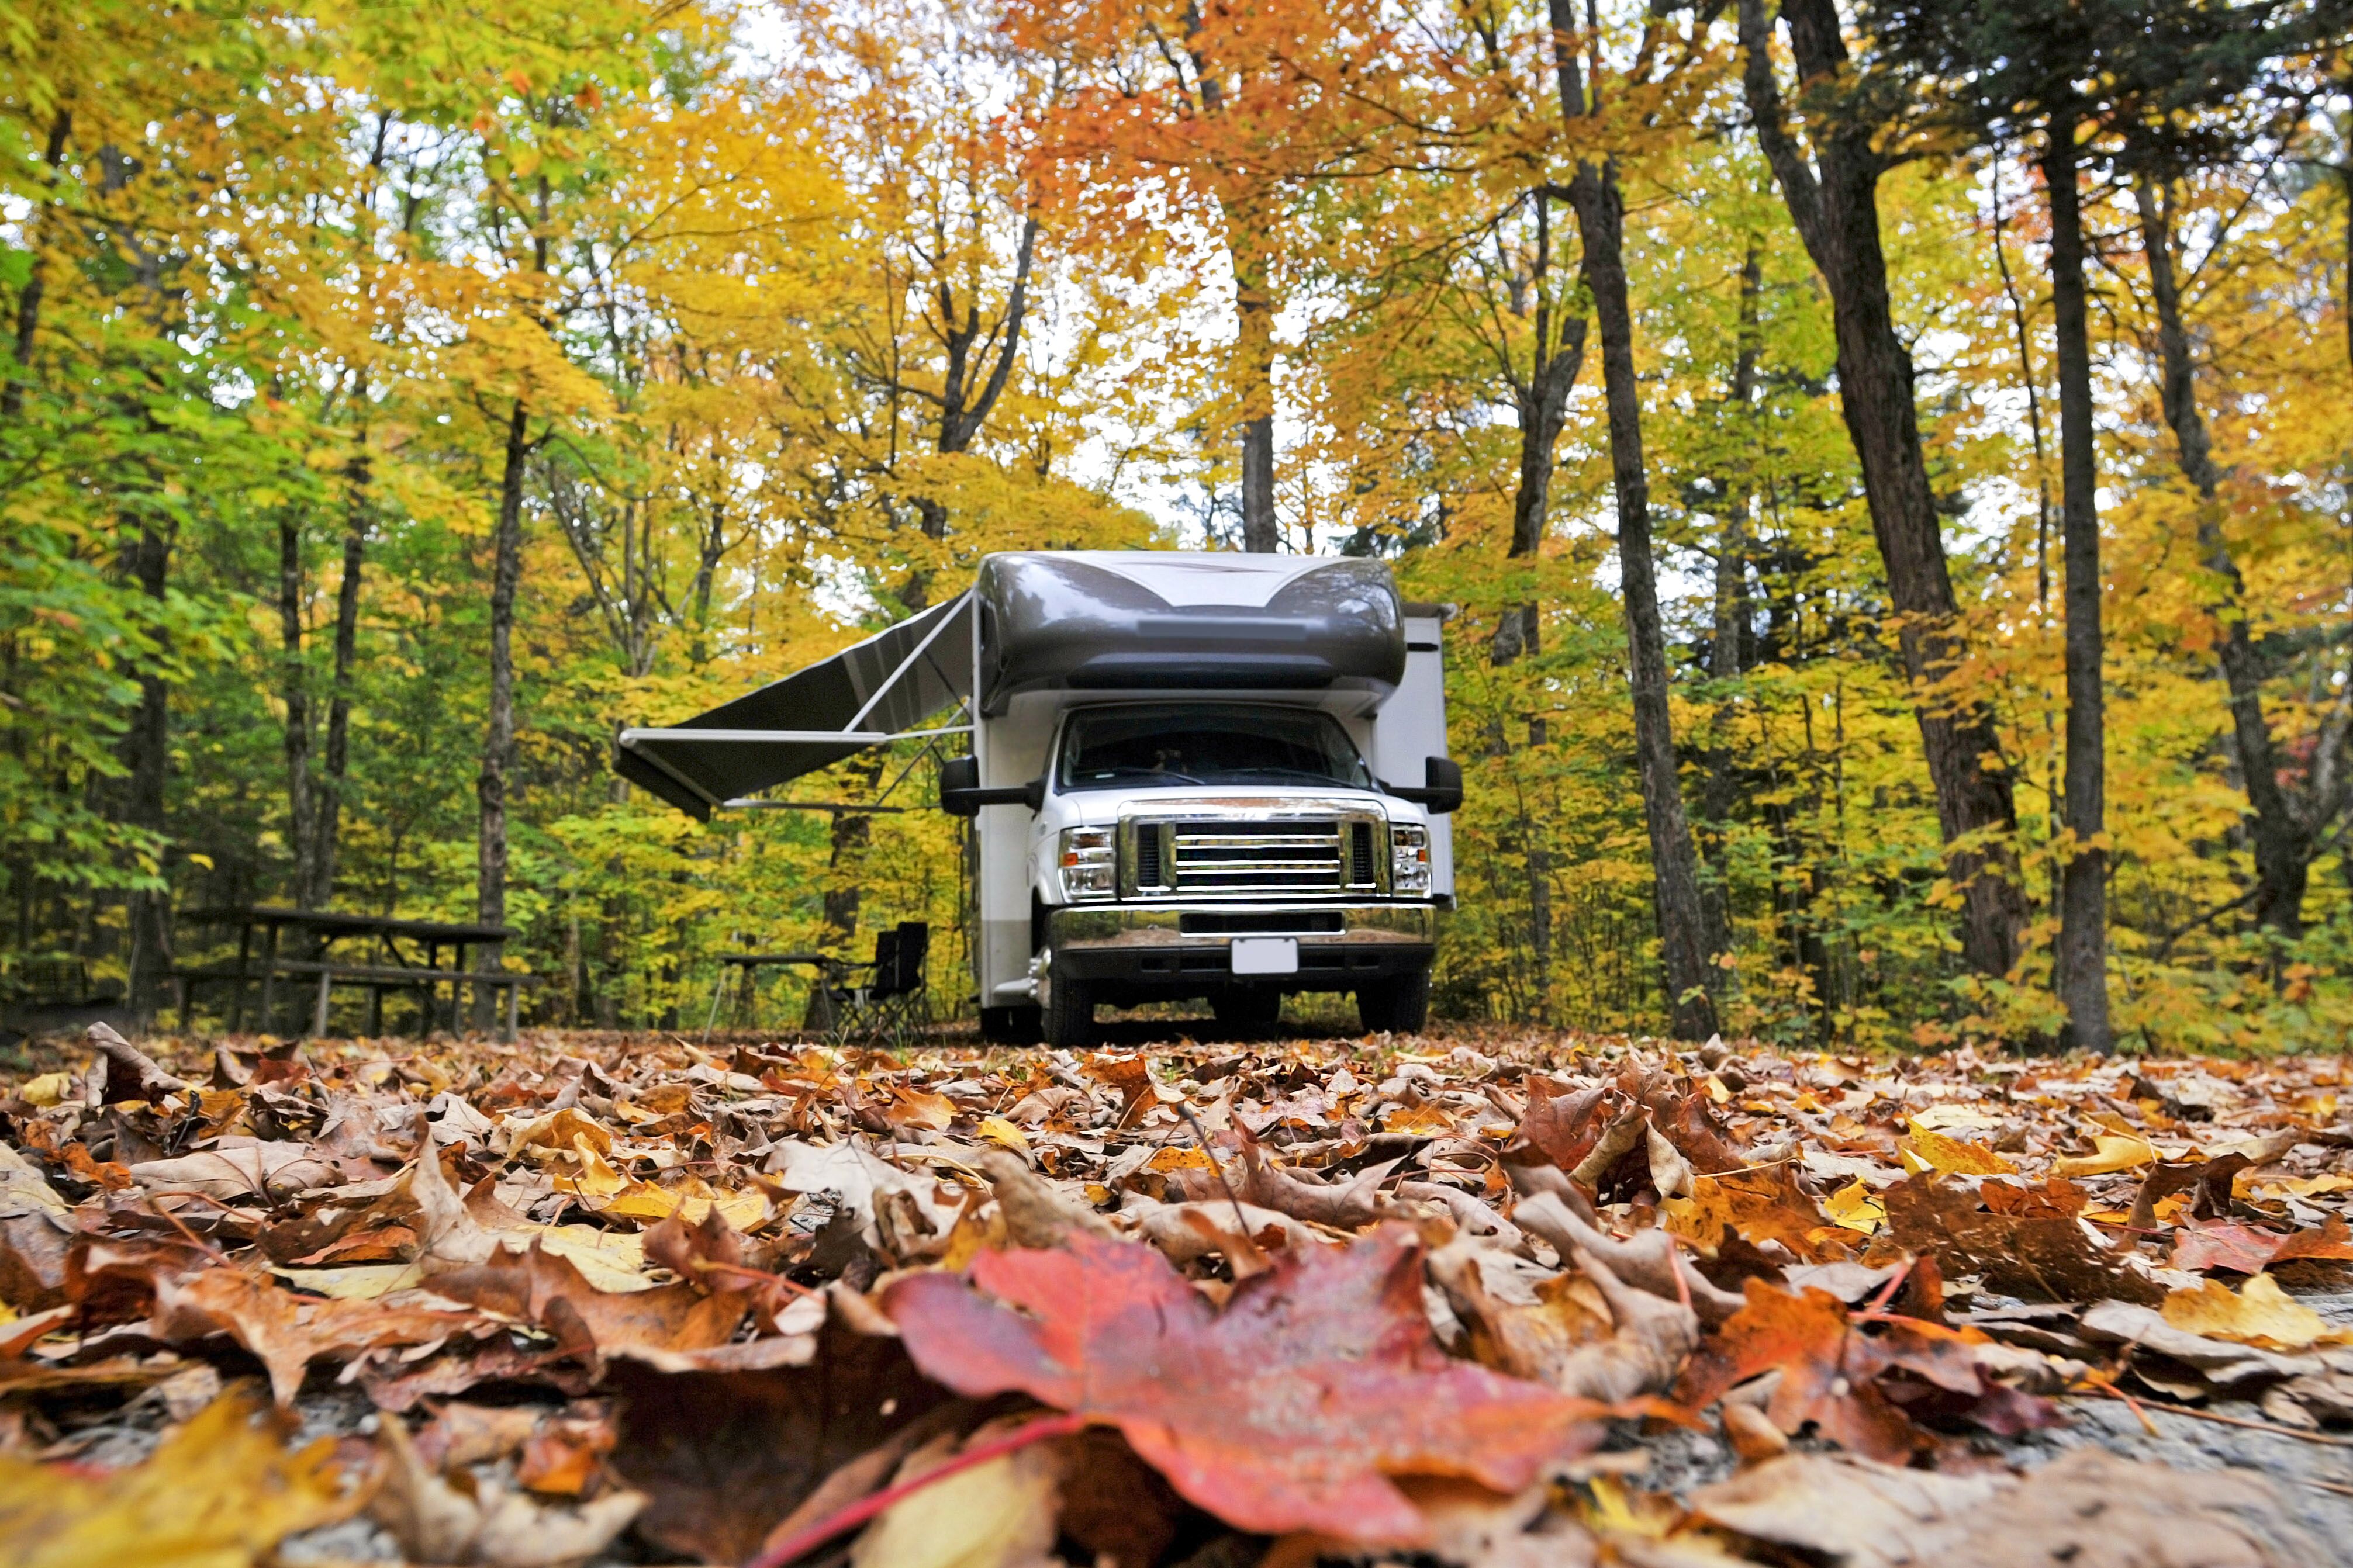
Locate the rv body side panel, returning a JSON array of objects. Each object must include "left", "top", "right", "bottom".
[
  {"left": 975, "top": 690, "right": 1058, "bottom": 1005},
  {"left": 1371, "top": 612, "right": 1453, "bottom": 900}
]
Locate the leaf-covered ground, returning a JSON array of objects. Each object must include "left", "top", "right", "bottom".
[{"left": 3, "top": 1022, "right": 2351, "bottom": 1567}]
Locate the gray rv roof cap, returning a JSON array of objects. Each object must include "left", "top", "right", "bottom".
[{"left": 975, "top": 551, "right": 1404, "bottom": 715}]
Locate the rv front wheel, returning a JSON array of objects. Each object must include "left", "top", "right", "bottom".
[
  {"left": 1356, "top": 970, "right": 1430, "bottom": 1035},
  {"left": 1043, "top": 974, "right": 1094, "bottom": 1048}
]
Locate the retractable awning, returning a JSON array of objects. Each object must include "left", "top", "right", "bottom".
[{"left": 614, "top": 593, "right": 973, "bottom": 819}]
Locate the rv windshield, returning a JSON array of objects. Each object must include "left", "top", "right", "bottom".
[{"left": 1056, "top": 705, "right": 1376, "bottom": 792}]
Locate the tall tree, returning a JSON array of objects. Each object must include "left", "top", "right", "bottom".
[
  {"left": 1555, "top": 0, "right": 1727, "bottom": 1038},
  {"left": 1737, "top": 0, "right": 2031, "bottom": 983},
  {"left": 1863, "top": 0, "right": 2347, "bottom": 1046}
]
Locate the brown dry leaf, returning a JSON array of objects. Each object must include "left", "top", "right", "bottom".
[
  {"left": 1674, "top": 1283, "right": 1922, "bottom": 1463},
  {"left": 0, "top": 1392, "right": 359, "bottom": 1568},
  {"left": 425, "top": 1238, "right": 747, "bottom": 1362},
  {"left": 150, "top": 1264, "right": 474, "bottom": 1405},
  {"left": 371, "top": 1410, "right": 645, "bottom": 1568},
  {"left": 1690, "top": 1449, "right": 2303, "bottom": 1566},
  {"left": 516, "top": 1410, "right": 618, "bottom": 1496},
  {"left": 887, "top": 1088, "right": 959, "bottom": 1134},
  {"left": 609, "top": 1318, "right": 956, "bottom": 1563},
  {"left": 1877, "top": 1176, "right": 2161, "bottom": 1306}
]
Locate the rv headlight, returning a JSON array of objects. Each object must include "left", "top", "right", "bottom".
[
  {"left": 1058, "top": 826, "right": 1116, "bottom": 900},
  {"left": 1391, "top": 822, "right": 1431, "bottom": 895}
]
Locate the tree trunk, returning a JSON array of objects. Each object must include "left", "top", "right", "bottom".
[
  {"left": 2133, "top": 181, "right": 2305, "bottom": 937},
  {"left": 312, "top": 439, "right": 368, "bottom": 911},
  {"left": 1739, "top": 0, "right": 2027, "bottom": 980},
  {"left": 2, "top": 109, "right": 70, "bottom": 424},
  {"left": 475, "top": 396, "right": 528, "bottom": 1027},
  {"left": 1567, "top": 156, "right": 1726, "bottom": 1040},
  {"left": 119, "top": 519, "right": 174, "bottom": 1026},
  {"left": 1492, "top": 191, "right": 1588, "bottom": 670},
  {"left": 278, "top": 509, "right": 319, "bottom": 907},
  {"left": 1702, "top": 243, "right": 1764, "bottom": 919},
  {"left": 2041, "top": 113, "right": 2112, "bottom": 1051},
  {"left": 1233, "top": 223, "right": 1280, "bottom": 553}
]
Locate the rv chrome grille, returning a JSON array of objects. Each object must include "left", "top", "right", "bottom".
[
  {"left": 1172, "top": 821, "right": 1342, "bottom": 895},
  {"left": 1121, "top": 812, "right": 1388, "bottom": 899}
]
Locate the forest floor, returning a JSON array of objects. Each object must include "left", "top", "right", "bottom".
[{"left": 2, "top": 1018, "right": 2351, "bottom": 1567}]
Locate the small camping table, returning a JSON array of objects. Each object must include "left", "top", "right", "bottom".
[{"left": 174, "top": 906, "right": 538, "bottom": 1041}]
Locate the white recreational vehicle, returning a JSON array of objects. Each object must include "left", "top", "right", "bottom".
[{"left": 615, "top": 551, "right": 1458, "bottom": 1047}]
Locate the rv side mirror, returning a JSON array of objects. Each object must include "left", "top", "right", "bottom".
[
  {"left": 938, "top": 756, "right": 982, "bottom": 817},
  {"left": 938, "top": 755, "right": 1046, "bottom": 817},
  {"left": 1420, "top": 756, "right": 1463, "bottom": 814},
  {"left": 1384, "top": 755, "right": 1463, "bottom": 814}
]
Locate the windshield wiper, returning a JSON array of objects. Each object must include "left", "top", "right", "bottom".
[
  {"left": 1226, "top": 767, "right": 1351, "bottom": 785},
  {"left": 1082, "top": 766, "right": 1207, "bottom": 785}
]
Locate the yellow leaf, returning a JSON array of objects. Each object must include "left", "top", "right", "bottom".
[
  {"left": 507, "top": 1108, "right": 614, "bottom": 1158},
  {"left": 18, "top": 1073, "right": 70, "bottom": 1108},
  {"left": 1383, "top": 1103, "right": 1456, "bottom": 1136},
  {"left": 2161, "top": 1273, "right": 2353, "bottom": 1351},
  {"left": 975, "top": 1116, "right": 1030, "bottom": 1153},
  {"left": 1822, "top": 1179, "right": 1886, "bottom": 1235},
  {"left": 1908, "top": 1103, "right": 2004, "bottom": 1131},
  {"left": 0, "top": 1393, "right": 356, "bottom": 1567},
  {"left": 2049, "top": 1134, "right": 2159, "bottom": 1178},
  {"left": 556, "top": 1136, "right": 630, "bottom": 1199},
  {"left": 851, "top": 1431, "right": 1060, "bottom": 1568},
  {"left": 1144, "top": 1146, "right": 1213, "bottom": 1172},
  {"left": 1703, "top": 1074, "right": 1732, "bottom": 1104},
  {"left": 1901, "top": 1121, "right": 2016, "bottom": 1176},
  {"left": 271, "top": 1264, "right": 424, "bottom": 1300},
  {"left": 521, "top": 1225, "right": 651, "bottom": 1292}
]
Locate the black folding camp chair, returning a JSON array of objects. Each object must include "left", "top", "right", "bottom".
[{"left": 811, "top": 921, "right": 930, "bottom": 1043}]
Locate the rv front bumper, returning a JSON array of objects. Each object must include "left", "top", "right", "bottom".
[{"left": 1046, "top": 902, "right": 1436, "bottom": 994}]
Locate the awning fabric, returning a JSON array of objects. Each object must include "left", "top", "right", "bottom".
[{"left": 614, "top": 593, "right": 973, "bottom": 819}]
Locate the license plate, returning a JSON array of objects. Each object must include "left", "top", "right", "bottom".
[{"left": 1231, "top": 937, "right": 1298, "bottom": 975}]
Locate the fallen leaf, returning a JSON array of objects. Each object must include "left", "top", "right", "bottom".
[
  {"left": 2160, "top": 1273, "right": 2352, "bottom": 1351},
  {"left": 2050, "top": 1133, "right": 2159, "bottom": 1179},
  {"left": 371, "top": 1409, "right": 645, "bottom": 1568},
  {"left": 1899, "top": 1122, "right": 2016, "bottom": 1177},
  {"left": 1878, "top": 1177, "right": 2160, "bottom": 1306},
  {"left": 888, "top": 1088, "right": 959, "bottom": 1134},
  {"left": 975, "top": 1116, "right": 1031, "bottom": 1153},
  {"left": 1822, "top": 1181, "right": 1886, "bottom": 1235},
  {"left": 851, "top": 1423, "right": 1062, "bottom": 1568},
  {"left": 150, "top": 1265, "right": 473, "bottom": 1405},
  {"left": 608, "top": 1308, "right": 956, "bottom": 1563},
  {"left": 1691, "top": 1448, "right": 2302, "bottom": 1566},
  {"left": 1673, "top": 1282, "right": 1920, "bottom": 1463},
  {"left": 517, "top": 1411, "right": 618, "bottom": 1496},
  {"left": 0, "top": 1392, "right": 358, "bottom": 1567},
  {"left": 425, "top": 1239, "right": 747, "bottom": 1363},
  {"left": 2077, "top": 1299, "right": 2323, "bottom": 1384},
  {"left": 885, "top": 1227, "right": 1603, "bottom": 1542}
]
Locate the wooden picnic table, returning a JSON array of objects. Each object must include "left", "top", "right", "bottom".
[{"left": 174, "top": 906, "right": 538, "bottom": 1041}]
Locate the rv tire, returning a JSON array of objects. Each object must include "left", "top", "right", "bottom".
[
  {"left": 1356, "top": 970, "right": 1430, "bottom": 1035},
  {"left": 1042, "top": 975, "right": 1094, "bottom": 1048}
]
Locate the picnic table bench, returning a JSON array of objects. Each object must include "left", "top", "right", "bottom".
[{"left": 172, "top": 906, "right": 541, "bottom": 1041}]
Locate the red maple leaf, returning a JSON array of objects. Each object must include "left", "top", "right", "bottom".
[{"left": 883, "top": 1227, "right": 1604, "bottom": 1543}]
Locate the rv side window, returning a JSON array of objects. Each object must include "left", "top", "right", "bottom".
[{"left": 1056, "top": 705, "right": 1376, "bottom": 792}]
